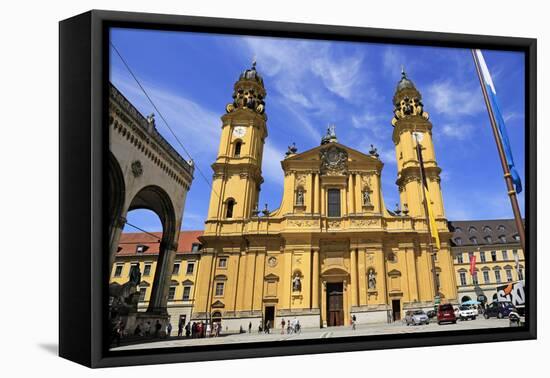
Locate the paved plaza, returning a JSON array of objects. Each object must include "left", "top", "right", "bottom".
[{"left": 112, "top": 318, "right": 510, "bottom": 351}]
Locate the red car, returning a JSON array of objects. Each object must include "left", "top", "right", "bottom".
[{"left": 437, "top": 303, "right": 457, "bottom": 325}]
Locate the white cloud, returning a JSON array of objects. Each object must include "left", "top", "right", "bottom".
[
  {"left": 503, "top": 111, "right": 524, "bottom": 123},
  {"left": 111, "top": 71, "right": 222, "bottom": 157},
  {"left": 311, "top": 53, "right": 364, "bottom": 100},
  {"left": 426, "top": 81, "right": 484, "bottom": 116},
  {"left": 240, "top": 36, "right": 367, "bottom": 141},
  {"left": 440, "top": 123, "right": 474, "bottom": 140},
  {"left": 261, "top": 141, "right": 285, "bottom": 184}
]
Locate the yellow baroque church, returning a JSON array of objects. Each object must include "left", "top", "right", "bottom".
[{"left": 191, "top": 62, "right": 458, "bottom": 330}]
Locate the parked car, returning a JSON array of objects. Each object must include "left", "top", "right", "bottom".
[
  {"left": 437, "top": 303, "right": 457, "bottom": 325},
  {"left": 404, "top": 310, "right": 430, "bottom": 326},
  {"left": 509, "top": 308, "right": 525, "bottom": 327},
  {"left": 484, "top": 301, "right": 516, "bottom": 319},
  {"left": 458, "top": 304, "right": 477, "bottom": 321}
]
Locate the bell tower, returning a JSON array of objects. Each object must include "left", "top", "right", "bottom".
[
  {"left": 206, "top": 61, "right": 268, "bottom": 223},
  {"left": 392, "top": 69, "right": 445, "bottom": 219}
]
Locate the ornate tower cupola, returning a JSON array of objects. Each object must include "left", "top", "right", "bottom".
[
  {"left": 392, "top": 68, "right": 429, "bottom": 126},
  {"left": 225, "top": 60, "right": 266, "bottom": 116},
  {"left": 392, "top": 68, "right": 445, "bottom": 220},
  {"left": 206, "top": 61, "right": 269, "bottom": 227}
]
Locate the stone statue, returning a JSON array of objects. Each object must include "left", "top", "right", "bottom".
[
  {"left": 292, "top": 273, "right": 302, "bottom": 292},
  {"left": 109, "top": 265, "right": 142, "bottom": 316},
  {"left": 368, "top": 269, "right": 377, "bottom": 290},
  {"left": 362, "top": 190, "right": 371, "bottom": 206},
  {"left": 296, "top": 189, "right": 304, "bottom": 205}
]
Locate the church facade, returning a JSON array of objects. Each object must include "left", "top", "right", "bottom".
[{"left": 191, "top": 63, "right": 458, "bottom": 330}]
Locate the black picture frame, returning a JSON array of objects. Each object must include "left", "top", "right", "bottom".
[{"left": 59, "top": 9, "right": 537, "bottom": 368}]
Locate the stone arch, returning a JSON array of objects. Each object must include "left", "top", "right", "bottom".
[
  {"left": 127, "top": 185, "right": 179, "bottom": 314},
  {"left": 108, "top": 153, "right": 126, "bottom": 269},
  {"left": 108, "top": 152, "right": 125, "bottom": 233}
]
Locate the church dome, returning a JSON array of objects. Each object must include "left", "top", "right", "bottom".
[
  {"left": 396, "top": 68, "right": 416, "bottom": 92},
  {"left": 239, "top": 60, "right": 264, "bottom": 86}
]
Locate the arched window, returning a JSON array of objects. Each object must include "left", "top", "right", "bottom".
[
  {"left": 226, "top": 199, "right": 235, "bottom": 218},
  {"left": 234, "top": 141, "right": 242, "bottom": 157}
]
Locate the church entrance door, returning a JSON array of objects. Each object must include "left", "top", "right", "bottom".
[
  {"left": 264, "top": 306, "right": 275, "bottom": 329},
  {"left": 326, "top": 282, "right": 344, "bottom": 326},
  {"left": 392, "top": 299, "right": 401, "bottom": 321}
]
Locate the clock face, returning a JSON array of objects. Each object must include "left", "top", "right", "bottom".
[
  {"left": 412, "top": 131, "right": 424, "bottom": 143},
  {"left": 233, "top": 126, "right": 246, "bottom": 138}
]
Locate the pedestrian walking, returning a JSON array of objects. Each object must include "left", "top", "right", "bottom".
[
  {"left": 134, "top": 323, "right": 142, "bottom": 336},
  {"left": 248, "top": 321, "right": 252, "bottom": 334},
  {"left": 166, "top": 322, "right": 172, "bottom": 337},
  {"left": 112, "top": 320, "right": 124, "bottom": 347},
  {"left": 144, "top": 321, "right": 151, "bottom": 336},
  {"left": 265, "top": 320, "right": 271, "bottom": 334},
  {"left": 177, "top": 319, "right": 183, "bottom": 337},
  {"left": 154, "top": 320, "right": 162, "bottom": 338},
  {"left": 281, "top": 318, "right": 286, "bottom": 334},
  {"left": 352, "top": 314, "right": 357, "bottom": 330},
  {"left": 206, "top": 322, "right": 212, "bottom": 338}
]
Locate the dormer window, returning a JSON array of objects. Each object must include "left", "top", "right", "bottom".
[
  {"left": 497, "top": 225, "right": 506, "bottom": 232},
  {"left": 498, "top": 235, "right": 507, "bottom": 243},
  {"left": 468, "top": 226, "right": 477, "bottom": 234},
  {"left": 484, "top": 235, "right": 492, "bottom": 243},
  {"left": 483, "top": 226, "right": 492, "bottom": 233},
  {"left": 470, "top": 236, "right": 478, "bottom": 245},
  {"left": 455, "top": 237, "right": 462, "bottom": 245},
  {"left": 136, "top": 244, "right": 149, "bottom": 254}
]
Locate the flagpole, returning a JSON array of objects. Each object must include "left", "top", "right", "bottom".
[
  {"left": 471, "top": 49, "right": 526, "bottom": 251},
  {"left": 414, "top": 135, "right": 439, "bottom": 298}
]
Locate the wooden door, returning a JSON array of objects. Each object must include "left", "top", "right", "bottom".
[{"left": 327, "top": 283, "right": 344, "bottom": 326}]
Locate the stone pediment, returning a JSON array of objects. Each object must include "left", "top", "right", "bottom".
[
  {"left": 284, "top": 142, "right": 381, "bottom": 165},
  {"left": 182, "top": 279, "right": 194, "bottom": 285},
  {"left": 388, "top": 269, "right": 402, "bottom": 277},
  {"left": 264, "top": 273, "right": 279, "bottom": 281},
  {"left": 211, "top": 300, "right": 225, "bottom": 308}
]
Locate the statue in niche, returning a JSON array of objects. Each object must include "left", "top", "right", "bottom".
[
  {"left": 368, "top": 269, "right": 377, "bottom": 290},
  {"left": 362, "top": 190, "right": 372, "bottom": 206},
  {"left": 296, "top": 189, "right": 304, "bottom": 206},
  {"left": 292, "top": 273, "right": 302, "bottom": 292}
]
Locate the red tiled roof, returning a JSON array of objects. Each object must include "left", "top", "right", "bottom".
[{"left": 117, "top": 230, "right": 203, "bottom": 256}]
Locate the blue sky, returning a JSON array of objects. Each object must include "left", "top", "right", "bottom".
[{"left": 109, "top": 28, "right": 526, "bottom": 233}]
